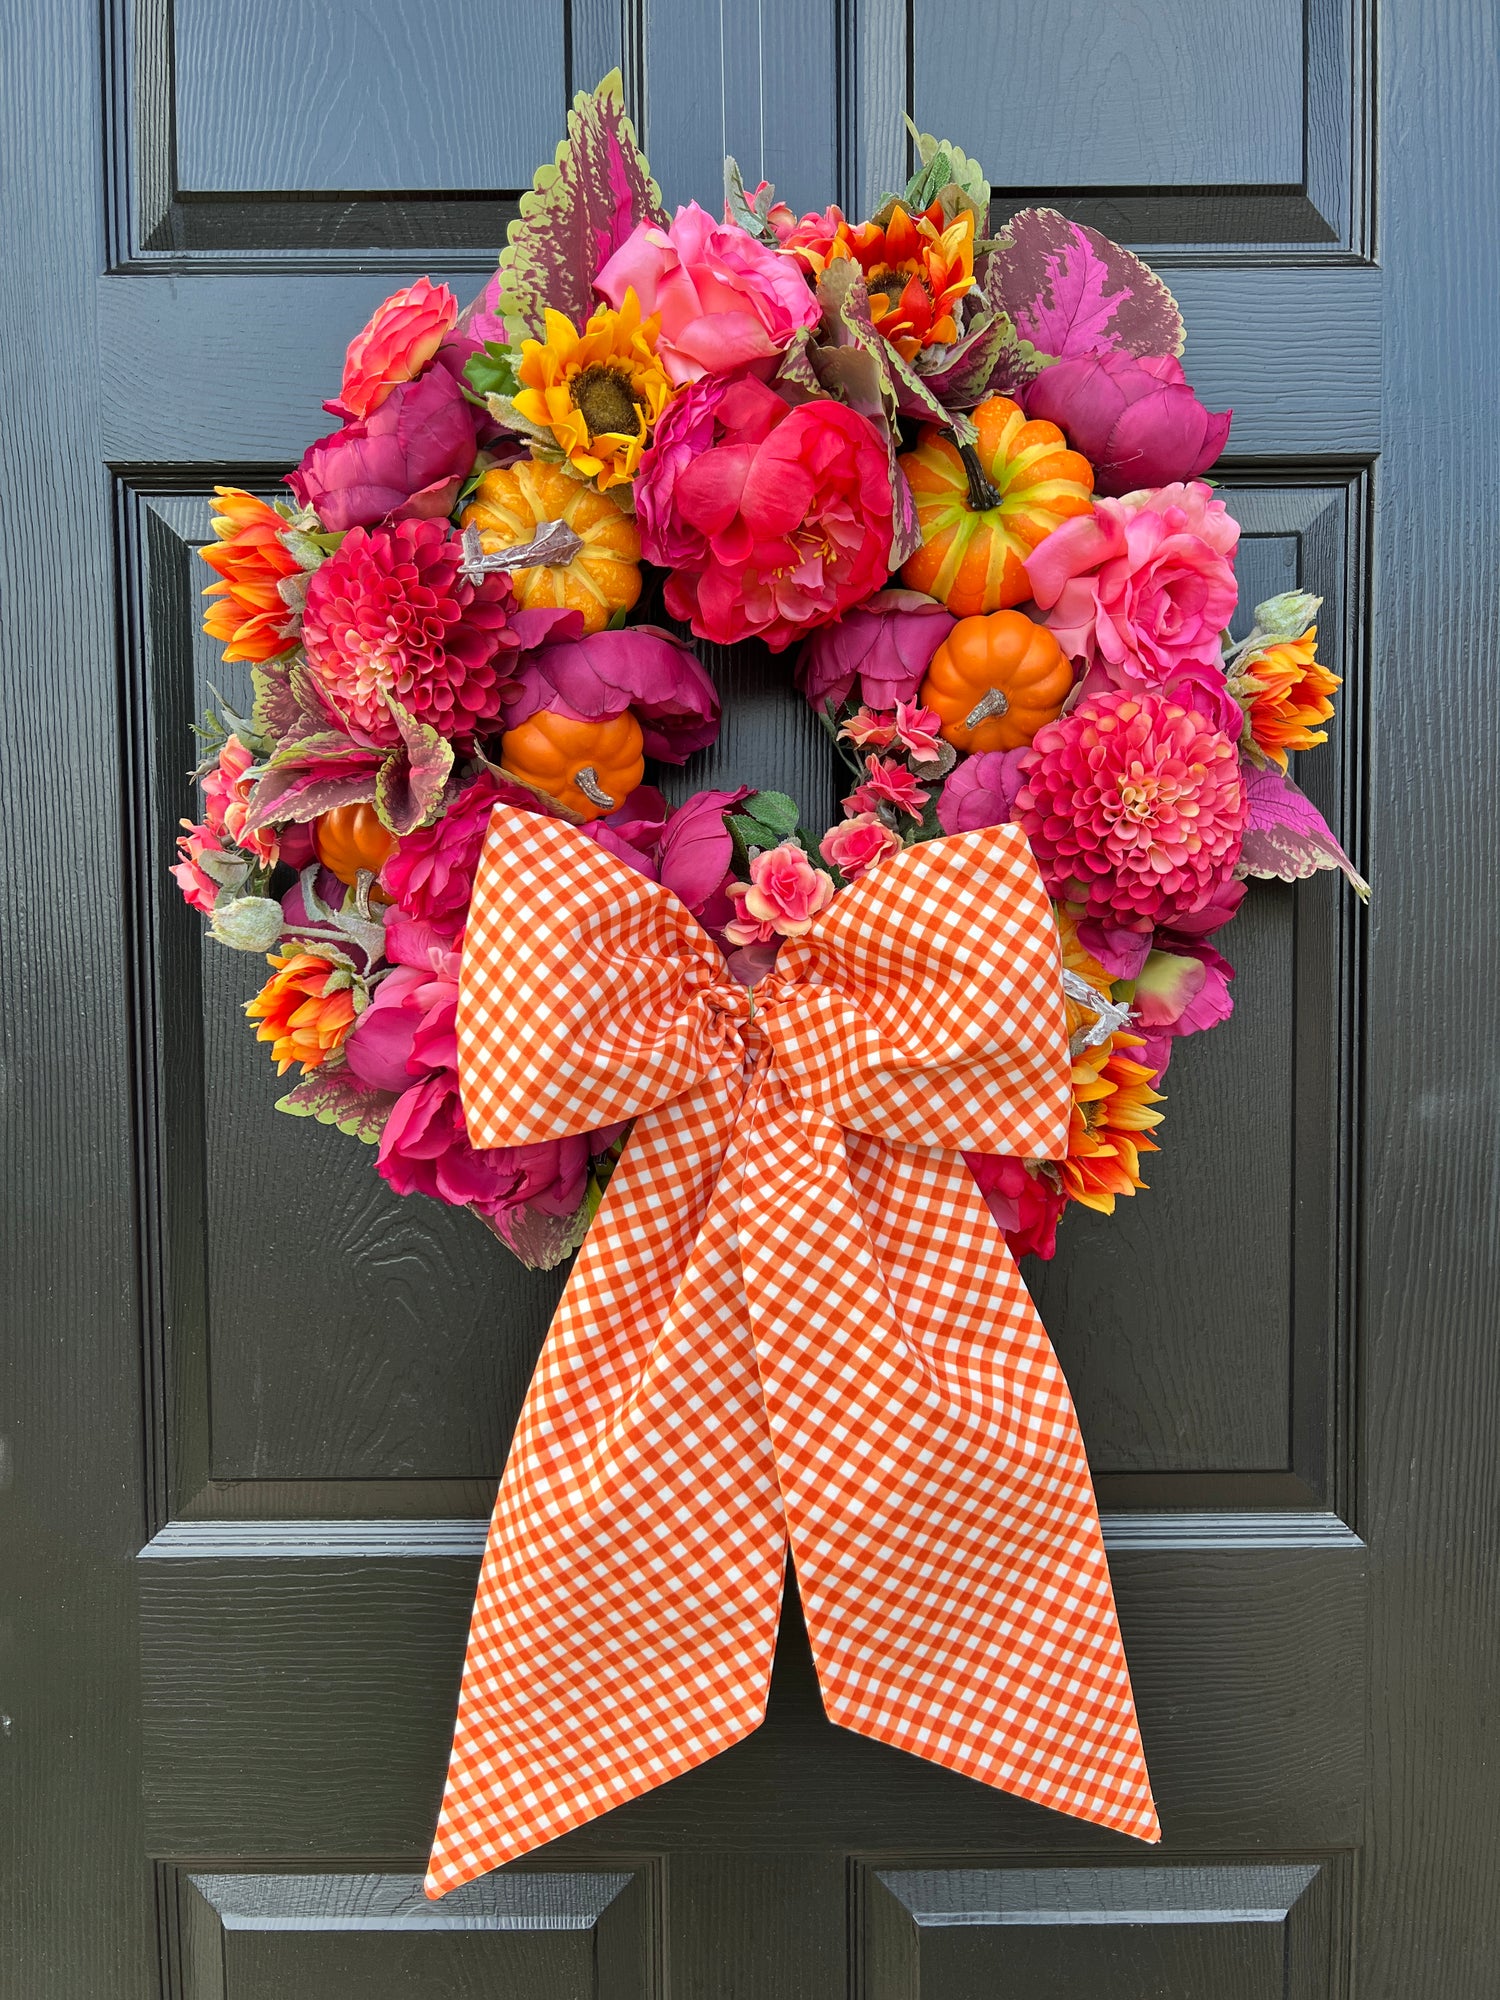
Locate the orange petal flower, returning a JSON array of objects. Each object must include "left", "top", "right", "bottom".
[
  {"left": 200, "top": 488, "right": 302, "bottom": 663},
  {"left": 1234, "top": 626, "right": 1342, "bottom": 770},
  {"left": 833, "top": 200, "right": 976, "bottom": 361},
  {"left": 1059, "top": 1032, "right": 1165, "bottom": 1214},
  {"left": 245, "top": 951, "right": 357, "bottom": 1076}
]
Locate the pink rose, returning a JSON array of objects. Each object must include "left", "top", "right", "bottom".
[
  {"left": 892, "top": 700, "right": 943, "bottom": 761},
  {"left": 724, "top": 841, "right": 834, "bottom": 944},
  {"left": 594, "top": 201, "right": 820, "bottom": 385},
  {"left": 840, "top": 708, "right": 898, "bottom": 749},
  {"left": 1024, "top": 351, "right": 1230, "bottom": 498},
  {"left": 1025, "top": 480, "right": 1240, "bottom": 685},
  {"left": 171, "top": 820, "right": 236, "bottom": 913},
  {"left": 328, "top": 277, "right": 459, "bottom": 422},
  {"left": 819, "top": 812, "right": 902, "bottom": 881},
  {"left": 843, "top": 754, "right": 929, "bottom": 823},
  {"left": 201, "top": 734, "right": 278, "bottom": 865},
  {"left": 662, "top": 380, "right": 893, "bottom": 651}
]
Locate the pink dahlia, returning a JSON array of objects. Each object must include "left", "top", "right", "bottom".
[
  {"left": 301, "top": 517, "right": 521, "bottom": 745},
  {"left": 1016, "top": 689, "right": 1247, "bottom": 932}
]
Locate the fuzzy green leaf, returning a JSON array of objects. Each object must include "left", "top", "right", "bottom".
[{"left": 463, "top": 341, "right": 521, "bottom": 403}]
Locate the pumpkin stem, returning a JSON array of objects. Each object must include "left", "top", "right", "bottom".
[
  {"left": 459, "top": 519, "right": 585, "bottom": 582},
  {"left": 957, "top": 441, "right": 1001, "bottom": 512},
  {"left": 963, "top": 688, "right": 1009, "bottom": 729},
  {"left": 574, "top": 765, "right": 616, "bottom": 810}
]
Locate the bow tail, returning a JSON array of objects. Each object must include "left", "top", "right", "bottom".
[
  {"left": 737, "top": 1089, "right": 1161, "bottom": 1844},
  {"left": 425, "top": 1081, "right": 788, "bottom": 1898}
]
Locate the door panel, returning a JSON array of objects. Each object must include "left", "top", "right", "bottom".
[{"left": 9, "top": 0, "right": 1500, "bottom": 1994}]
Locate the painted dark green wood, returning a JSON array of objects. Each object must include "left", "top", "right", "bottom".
[{"left": 3, "top": 0, "right": 1498, "bottom": 1993}]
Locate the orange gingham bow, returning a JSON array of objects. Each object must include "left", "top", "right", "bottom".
[{"left": 426, "top": 807, "right": 1159, "bottom": 1895}]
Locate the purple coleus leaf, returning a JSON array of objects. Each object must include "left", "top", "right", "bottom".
[
  {"left": 1237, "top": 766, "right": 1370, "bottom": 900},
  {"left": 987, "top": 207, "right": 1185, "bottom": 365},
  {"left": 275, "top": 1061, "right": 399, "bottom": 1145},
  {"left": 490, "top": 69, "right": 666, "bottom": 342}
]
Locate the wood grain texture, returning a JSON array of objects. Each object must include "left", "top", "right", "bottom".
[
  {"left": 172, "top": 0, "right": 564, "bottom": 193},
  {"left": 137, "top": 1546, "right": 1365, "bottom": 1855},
  {"left": 1360, "top": 0, "right": 1500, "bottom": 1990}
]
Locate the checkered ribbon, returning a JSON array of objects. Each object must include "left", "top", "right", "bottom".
[{"left": 426, "top": 808, "right": 1159, "bottom": 1896}]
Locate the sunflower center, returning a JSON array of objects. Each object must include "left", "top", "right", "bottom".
[
  {"left": 571, "top": 365, "right": 643, "bottom": 440},
  {"left": 867, "top": 264, "right": 931, "bottom": 310}
]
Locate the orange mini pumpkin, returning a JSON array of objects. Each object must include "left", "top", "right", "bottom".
[
  {"left": 920, "top": 610, "right": 1074, "bottom": 753},
  {"left": 313, "top": 802, "right": 398, "bottom": 885},
  {"left": 499, "top": 708, "right": 645, "bottom": 822},
  {"left": 461, "top": 459, "right": 641, "bottom": 636},
  {"left": 899, "top": 396, "right": 1094, "bottom": 615}
]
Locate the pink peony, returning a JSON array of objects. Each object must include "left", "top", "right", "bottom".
[
  {"left": 1024, "top": 351, "right": 1230, "bottom": 498},
  {"left": 819, "top": 812, "right": 902, "bottom": 881},
  {"left": 1128, "top": 935, "right": 1235, "bottom": 1080},
  {"left": 843, "top": 754, "right": 929, "bottom": 822},
  {"left": 965, "top": 1154, "right": 1067, "bottom": 1261},
  {"left": 594, "top": 201, "right": 820, "bottom": 385},
  {"left": 201, "top": 734, "right": 278, "bottom": 865},
  {"left": 724, "top": 841, "right": 834, "bottom": 945},
  {"left": 656, "top": 787, "right": 752, "bottom": 930},
  {"left": 328, "top": 277, "right": 459, "bottom": 422},
  {"left": 934, "top": 748, "right": 1030, "bottom": 834},
  {"left": 377, "top": 1071, "right": 590, "bottom": 1221},
  {"left": 1025, "top": 480, "right": 1240, "bottom": 685},
  {"left": 287, "top": 362, "right": 480, "bottom": 533},
  {"left": 660, "top": 379, "right": 894, "bottom": 651},
  {"left": 380, "top": 775, "right": 542, "bottom": 925},
  {"left": 1016, "top": 689, "right": 1248, "bottom": 933},
  {"left": 795, "top": 589, "right": 955, "bottom": 714},
  {"left": 301, "top": 518, "right": 522, "bottom": 744},
  {"left": 500, "top": 626, "right": 721, "bottom": 763},
  {"left": 635, "top": 377, "right": 728, "bottom": 567}
]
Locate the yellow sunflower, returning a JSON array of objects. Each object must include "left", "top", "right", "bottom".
[{"left": 513, "top": 290, "right": 674, "bottom": 491}]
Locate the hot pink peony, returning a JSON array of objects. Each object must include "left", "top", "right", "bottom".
[
  {"left": 288, "top": 362, "right": 481, "bottom": 533},
  {"left": 934, "top": 748, "right": 1029, "bottom": 834},
  {"left": 328, "top": 277, "right": 459, "bottom": 422},
  {"left": 819, "top": 812, "right": 902, "bottom": 881},
  {"left": 594, "top": 201, "right": 820, "bottom": 385},
  {"left": 794, "top": 589, "right": 955, "bottom": 714},
  {"left": 301, "top": 518, "right": 522, "bottom": 744},
  {"left": 843, "top": 754, "right": 929, "bottom": 822},
  {"left": 376, "top": 1072, "right": 590, "bottom": 1221},
  {"left": 724, "top": 841, "right": 834, "bottom": 945},
  {"left": 1016, "top": 689, "right": 1247, "bottom": 933},
  {"left": 380, "top": 775, "right": 544, "bottom": 925},
  {"left": 500, "top": 626, "right": 721, "bottom": 762},
  {"left": 1024, "top": 351, "right": 1230, "bottom": 498},
  {"left": 1128, "top": 934, "right": 1236, "bottom": 1080},
  {"left": 1025, "top": 480, "right": 1240, "bottom": 685},
  {"left": 662, "top": 380, "right": 893, "bottom": 651},
  {"left": 965, "top": 1153, "right": 1067, "bottom": 1261},
  {"left": 634, "top": 377, "right": 728, "bottom": 567}
]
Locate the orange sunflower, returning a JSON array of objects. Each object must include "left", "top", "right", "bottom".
[
  {"left": 833, "top": 201, "right": 976, "bottom": 360},
  {"left": 245, "top": 951, "right": 358, "bottom": 1076},
  {"left": 1060, "top": 1032, "right": 1165, "bottom": 1214},
  {"left": 513, "top": 290, "right": 675, "bottom": 491},
  {"left": 200, "top": 487, "right": 302, "bottom": 663},
  {"left": 1232, "top": 626, "right": 1342, "bottom": 770}
]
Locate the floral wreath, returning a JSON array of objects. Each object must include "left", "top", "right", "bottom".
[{"left": 176, "top": 74, "right": 1367, "bottom": 1272}]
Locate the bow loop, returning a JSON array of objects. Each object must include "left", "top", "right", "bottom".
[
  {"left": 458, "top": 809, "right": 748, "bottom": 1147},
  {"left": 768, "top": 825, "right": 1072, "bottom": 1156}
]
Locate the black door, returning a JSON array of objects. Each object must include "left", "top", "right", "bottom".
[{"left": 4, "top": 1, "right": 1498, "bottom": 1993}]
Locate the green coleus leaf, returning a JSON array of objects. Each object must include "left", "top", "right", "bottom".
[
  {"left": 275, "top": 1062, "right": 398, "bottom": 1144},
  {"left": 463, "top": 340, "right": 521, "bottom": 403},
  {"left": 494, "top": 70, "right": 666, "bottom": 343}
]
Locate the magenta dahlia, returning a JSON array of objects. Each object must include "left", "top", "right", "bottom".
[
  {"left": 301, "top": 517, "right": 520, "bottom": 745},
  {"left": 1016, "top": 689, "right": 1247, "bottom": 931}
]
